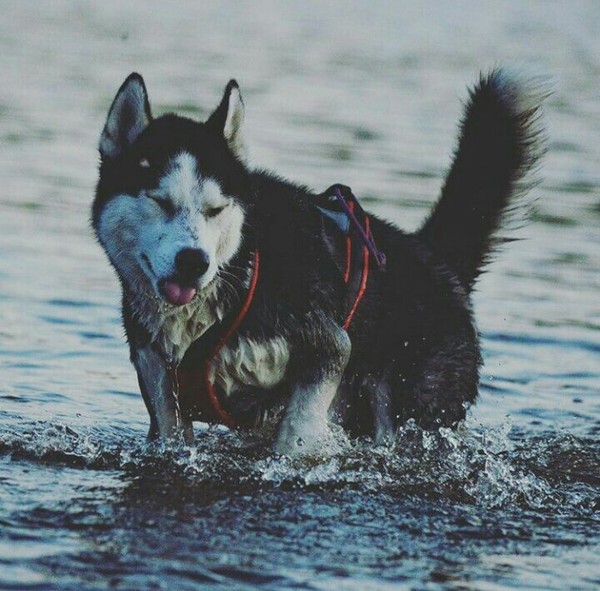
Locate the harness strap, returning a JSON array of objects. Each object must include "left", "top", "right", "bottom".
[
  {"left": 176, "top": 250, "right": 260, "bottom": 430},
  {"left": 343, "top": 215, "right": 371, "bottom": 330},
  {"left": 332, "top": 186, "right": 386, "bottom": 270},
  {"left": 204, "top": 249, "right": 260, "bottom": 428},
  {"left": 321, "top": 185, "right": 382, "bottom": 330},
  {"left": 343, "top": 201, "right": 355, "bottom": 283}
]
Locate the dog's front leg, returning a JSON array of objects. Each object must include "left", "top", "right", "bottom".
[
  {"left": 133, "top": 346, "right": 193, "bottom": 444},
  {"left": 274, "top": 325, "right": 350, "bottom": 456}
]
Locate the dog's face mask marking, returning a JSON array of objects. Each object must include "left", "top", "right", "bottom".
[
  {"left": 98, "top": 152, "right": 244, "bottom": 304},
  {"left": 96, "top": 75, "right": 247, "bottom": 308}
]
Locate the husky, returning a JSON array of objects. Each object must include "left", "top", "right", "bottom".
[{"left": 93, "top": 69, "right": 545, "bottom": 455}]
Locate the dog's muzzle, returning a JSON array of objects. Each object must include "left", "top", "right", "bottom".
[{"left": 159, "top": 248, "right": 210, "bottom": 306}]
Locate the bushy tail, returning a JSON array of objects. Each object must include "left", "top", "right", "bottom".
[{"left": 419, "top": 69, "right": 548, "bottom": 291}]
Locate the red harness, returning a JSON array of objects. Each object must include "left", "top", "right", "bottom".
[
  {"left": 342, "top": 201, "right": 371, "bottom": 331},
  {"left": 177, "top": 199, "right": 377, "bottom": 429}
]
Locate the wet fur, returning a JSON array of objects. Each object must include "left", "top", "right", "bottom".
[{"left": 93, "top": 70, "right": 545, "bottom": 454}]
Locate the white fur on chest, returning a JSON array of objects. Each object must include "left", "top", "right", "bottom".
[
  {"left": 129, "top": 283, "right": 225, "bottom": 363},
  {"left": 210, "top": 336, "right": 290, "bottom": 397}
]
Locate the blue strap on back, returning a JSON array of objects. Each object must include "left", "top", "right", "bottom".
[
  {"left": 317, "top": 206, "right": 351, "bottom": 233},
  {"left": 315, "top": 184, "right": 386, "bottom": 270}
]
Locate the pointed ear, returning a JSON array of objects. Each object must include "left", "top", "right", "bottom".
[
  {"left": 99, "top": 73, "right": 151, "bottom": 160},
  {"left": 206, "top": 80, "right": 247, "bottom": 162}
]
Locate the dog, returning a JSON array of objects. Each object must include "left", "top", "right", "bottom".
[{"left": 92, "top": 69, "right": 545, "bottom": 455}]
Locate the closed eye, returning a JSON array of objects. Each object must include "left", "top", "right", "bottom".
[
  {"left": 205, "top": 205, "right": 226, "bottom": 218},
  {"left": 146, "top": 192, "right": 175, "bottom": 216}
]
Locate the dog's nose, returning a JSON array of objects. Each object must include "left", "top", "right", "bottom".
[{"left": 175, "top": 248, "right": 210, "bottom": 281}]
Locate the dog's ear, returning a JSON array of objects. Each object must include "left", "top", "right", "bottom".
[
  {"left": 206, "top": 80, "right": 247, "bottom": 162},
  {"left": 99, "top": 73, "right": 151, "bottom": 160}
]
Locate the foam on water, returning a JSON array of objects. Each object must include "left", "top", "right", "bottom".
[{"left": 1, "top": 417, "right": 597, "bottom": 516}]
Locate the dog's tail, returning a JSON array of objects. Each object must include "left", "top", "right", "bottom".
[{"left": 418, "top": 69, "right": 548, "bottom": 291}]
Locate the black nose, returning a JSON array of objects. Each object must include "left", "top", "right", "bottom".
[{"left": 175, "top": 248, "right": 210, "bottom": 281}]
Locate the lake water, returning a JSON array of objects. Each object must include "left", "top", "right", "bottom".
[{"left": 1, "top": 1, "right": 599, "bottom": 589}]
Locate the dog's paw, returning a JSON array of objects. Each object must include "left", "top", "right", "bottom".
[{"left": 273, "top": 420, "right": 327, "bottom": 457}]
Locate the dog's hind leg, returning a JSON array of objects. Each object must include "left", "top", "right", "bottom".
[
  {"left": 274, "top": 324, "right": 351, "bottom": 456},
  {"left": 133, "top": 345, "right": 194, "bottom": 444},
  {"left": 362, "top": 372, "right": 395, "bottom": 444},
  {"left": 405, "top": 332, "right": 480, "bottom": 429}
]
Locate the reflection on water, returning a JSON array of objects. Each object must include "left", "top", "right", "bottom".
[{"left": 1, "top": 1, "right": 599, "bottom": 589}]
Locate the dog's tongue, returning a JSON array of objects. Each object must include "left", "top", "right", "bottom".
[{"left": 163, "top": 282, "right": 197, "bottom": 306}]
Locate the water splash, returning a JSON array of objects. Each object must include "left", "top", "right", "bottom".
[{"left": 1, "top": 417, "right": 596, "bottom": 514}]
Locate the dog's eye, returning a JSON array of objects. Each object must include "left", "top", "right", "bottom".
[
  {"left": 139, "top": 158, "right": 151, "bottom": 169},
  {"left": 205, "top": 205, "right": 226, "bottom": 218},
  {"left": 147, "top": 193, "right": 175, "bottom": 216}
]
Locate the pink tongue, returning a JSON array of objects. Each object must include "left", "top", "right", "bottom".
[{"left": 163, "top": 282, "right": 197, "bottom": 306}]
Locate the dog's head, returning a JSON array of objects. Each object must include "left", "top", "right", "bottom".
[{"left": 93, "top": 74, "right": 249, "bottom": 306}]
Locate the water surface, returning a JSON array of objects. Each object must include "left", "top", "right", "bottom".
[{"left": 1, "top": 2, "right": 599, "bottom": 589}]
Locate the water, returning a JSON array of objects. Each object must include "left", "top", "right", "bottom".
[{"left": 1, "top": 1, "right": 599, "bottom": 589}]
